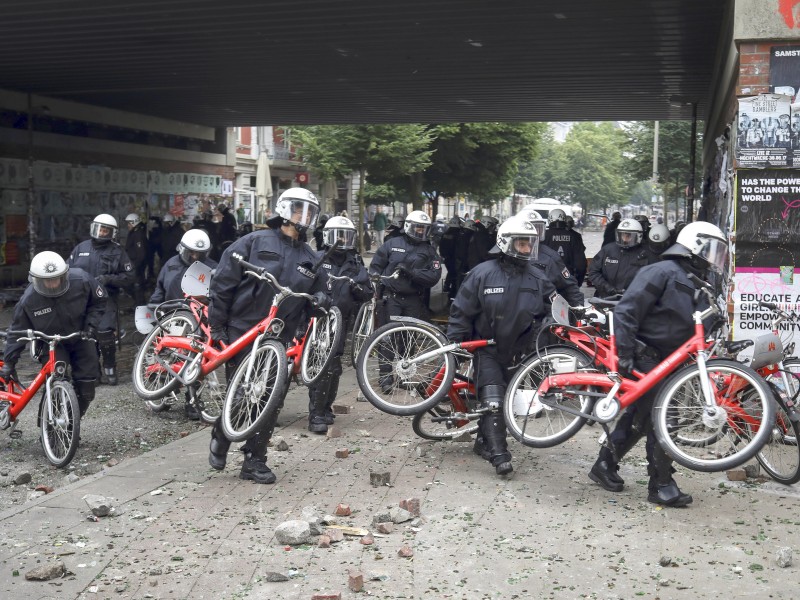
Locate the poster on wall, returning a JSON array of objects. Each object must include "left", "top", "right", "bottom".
[
  {"left": 731, "top": 170, "right": 800, "bottom": 346},
  {"left": 735, "top": 94, "right": 792, "bottom": 167}
]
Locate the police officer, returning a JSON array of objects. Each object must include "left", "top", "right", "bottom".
[
  {"left": 438, "top": 217, "right": 461, "bottom": 300},
  {"left": 149, "top": 229, "right": 218, "bottom": 420},
  {"left": 542, "top": 208, "right": 587, "bottom": 285},
  {"left": 68, "top": 214, "right": 134, "bottom": 386},
  {"left": 466, "top": 217, "right": 498, "bottom": 270},
  {"left": 448, "top": 216, "right": 556, "bottom": 476},
  {"left": 602, "top": 211, "right": 622, "bottom": 246},
  {"left": 519, "top": 213, "right": 584, "bottom": 307},
  {"left": 0, "top": 252, "right": 106, "bottom": 417},
  {"left": 587, "top": 218, "right": 652, "bottom": 298},
  {"left": 160, "top": 214, "right": 184, "bottom": 264},
  {"left": 588, "top": 221, "right": 729, "bottom": 507},
  {"left": 207, "top": 188, "right": 330, "bottom": 484},
  {"left": 308, "top": 216, "right": 372, "bottom": 433},
  {"left": 124, "top": 213, "right": 148, "bottom": 305},
  {"left": 385, "top": 216, "right": 405, "bottom": 241},
  {"left": 312, "top": 214, "right": 331, "bottom": 251}
]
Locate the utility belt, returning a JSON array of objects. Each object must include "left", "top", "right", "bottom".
[{"left": 384, "top": 290, "right": 423, "bottom": 300}]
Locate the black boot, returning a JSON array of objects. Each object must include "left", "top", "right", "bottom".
[
  {"left": 479, "top": 394, "right": 512, "bottom": 476},
  {"left": 647, "top": 455, "right": 692, "bottom": 507},
  {"left": 472, "top": 435, "right": 491, "bottom": 461},
  {"left": 208, "top": 422, "right": 231, "bottom": 470},
  {"left": 73, "top": 379, "right": 96, "bottom": 418},
  {"left": 307, "top": 388, "right": 328, "bottom": 434},
  {"left": 589, "top": 446, "right": 624, "bottom": 492},
  {"left": 240, "top": 428, "right": 276, "bottom": 484},
  {"left": 103, "top": 366, "right": 118, "bottom": 386},
  {"left": 321, "top": 373, "right": 340, "bottom": 425}
]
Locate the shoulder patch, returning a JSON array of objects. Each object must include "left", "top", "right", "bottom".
[
  {"left": 433, "top": 260, "right": 440, "bottom": 269},
  {"left": 561, "top": 268, "right": 571, "bottom": 279},
  {"left": 124, "top": 264, "right": 132, "bottom": 271},
  {"left": 96, "top": 286, "right": 105, "bottom": 298}
]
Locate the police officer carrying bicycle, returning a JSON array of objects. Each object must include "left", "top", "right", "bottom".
[
  {"left": 448, "top": 216, "right": 556, "bottom": 476},
  {"left": 369, "top": 210, "right": 442, "bottom": 391},
  {"left": 543, "top": 208, "right": 587, "bottom": 285},
  {"left": 207, "top": 188, "right": 330, "bottom": 484},
  {"left": 587, "top": 218, "right": 653, "bottom": 298},
  {"left": 307, "top": 216, "right": 371, "bottom": 434},
  {"left": 68, "top": 214, "right": 134, "bottom": 386},
  {"left": 0, "top": 251, "right": 106, "bottom": 417},
  {"left": 588, "top": 220, "right": 729, "bottom": 507}
]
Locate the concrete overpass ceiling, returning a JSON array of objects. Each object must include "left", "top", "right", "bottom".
[{"left": 1, "top": 0, "right": 730, "bottom": 126}]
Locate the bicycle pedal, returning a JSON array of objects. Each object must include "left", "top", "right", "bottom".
[{"left": 9, "top": 430, "right": 22, "bottom": 439}]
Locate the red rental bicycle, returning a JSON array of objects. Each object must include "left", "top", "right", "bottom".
[
  {"left": 502, "top": 282, "right": 776, "bottom": 473},
  {"left": 131, "top": 253, "right": 343, "bottom": 442},
  {"left": 0, "top": 330, "right": 90, "bottom": 467}
]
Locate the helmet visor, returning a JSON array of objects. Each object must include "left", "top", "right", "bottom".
[
  {"left": 697, "top": 236, "right": 728, "bottom": 273},
  {"left": 323, "top": 228, "right": 356, "bottom": 249},
  {"left": 179, "top": 245, "right": 209, "bottom": 265},
  {"left": 31, "top": 273, "right": 70, "bottom": 298},
  {"left": 90, "top": 222, "right": 117, "bottom": 241},
  {"left": 290, "top": 201, "right": 319, "bottom": 229},
  {"left": 506, "top": 234, "right": 539, "bottom": 262},
  {"left": 405, "top": 223, "right": 431, "bottom": 241},
  {"left": 616, "top": 229, "right": 642, "bottom": 248}
]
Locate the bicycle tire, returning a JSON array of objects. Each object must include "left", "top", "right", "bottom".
[
  {"left": 652, "top": 358, "right": 776, "bottom": 472},
  {"left": 145, "top": 393, "right": 175, "bottom": 413},
  {"left": 502, "top": 346, "right": 596, "bottom": 448},
  {"left": 40, "top": 379, "right": 80, "bottom": 468},
  {"left": 755, "top": 358, "right": 800, "bottom": 484},
  {"left": 193, "top": 368, "right": 227, "bottom": 424},
  {"left": 356, "top": 321, "right": 455, "bottom": 416},
  {"left": 412, "top": 396, "right": 479, "bottom": 440},
  {"left": 350, "top": 302, "right": 375, "bottom": 366},
  {"left": 132, "top": 311, "right": 198, "bottom": 401},
  {"left": 221, "top": 339, "right": 288, "bottom": 442},
  {"left": 300, "top": 306, "right": 344, "bottom": 386}
]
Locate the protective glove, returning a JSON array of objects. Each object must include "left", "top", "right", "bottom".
[
  {"left": 612, "top": 288, "right": 626, "bottom": 296},
  {"left": 395, "top": 264, "right": 411, "bottom": 278},
  {"left": 0, "top": 363, "right": 16, "bottom": 388},
  {"left": 97, "top": 274, "right": 111, "bottom": 286},
  {"left": 210, "top": 326, "right": 229, "bottom": 346},
  {"left": 311, "top": 291, "right": 332, "bottom": 313},
  {"left": 84, "top": 325, "right": 98, "bottom": 341},
  {"left": 617, "top": 356, "right": 635, "bottom": 379}
]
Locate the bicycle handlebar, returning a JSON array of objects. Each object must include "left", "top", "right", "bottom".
[
  {"left": 326, "top": 274, "right": 357, "bottom": 286},
  {"left": 7, "top": 330, "right": 87, "bottom": 343},
  {"left": 233, "top": 253, "right": 316, "bottom": 303},
  {"left": 369, "top": 272, "right": 400, "bottom": 283}
]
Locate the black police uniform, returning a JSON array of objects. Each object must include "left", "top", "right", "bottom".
[
  {"left": 437, "top": 219, "right": 460, "bottom": 298},
  {"left": 125, "top": 222, "right": 148, "bottom": 305},
  {"left": 590, "top": 256, "right": 708, "bottom": 506},
  {"left": 448, "top": 255, "right": 556, "bottom": 474},
  {"left": 534, "top": 244, "right": 585, "bottom": 307},
  {"left": 150, "top": 254, "right": 219, "bottom": 304},
  {"left": 308, "top": 248, "right": 372, "bottom": 432},
  {"left": 588, "top": 242, "right": 653, "bottom": 298},
  {"left": 543, "top": 226, "right": 587, "bottom": 285},
  {"left": 161, "top": 221, "right": 184, "bottom": 264},
  {"left": 207, "top": 226, "right": 330, "bottom": 483},
  {"left": 369, "top": 233, "right": 442, "bottom": 325},
  {"left": 466, "top": 221, "right": 496, "bottom": 270},
  {"left": 602, "top": 217, "right": 621, "bottom": 246},
  {"left": 3, "top": 268, "right": 106, "bottom": 416},
  {"left": 68, "top": 238, "right": 134, "bottom": 382}
]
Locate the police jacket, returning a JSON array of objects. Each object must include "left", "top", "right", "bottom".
[
  {"left": 534, "top": 244, "right": 585, "bottom": 307},
  {"left": 161, "top": 223, "right": 184, "bottom": 263},
  {"left": 68, "top": 239, "right": 134, "bottom": 297},
  {"left": 603, "top": 219, "right": 621, "bottom": 246},
  {"left": 437, "top": 225, "right": 459, "bottom": 264},
  {"left": 318, "top": 249, "right": 372, "bottom": 320},
  {"left": 125, "top": 223, "right": 148, "bottom": 270},
  {"left": 369, "top": 234, "right": 442, "bottom": 296},
  {"left": 466, "top": 224, "right": 495, "bottom": 270},
  {"left": 447, "top": 257, "right": 557, "bottom": 363},
  {"left": 209, "top": 227, "right": 328, "bottom": 334},
  {"left": 4, "top": 268, "right": 106, "bottom": 365},
  {"left": 588, "top": 242, "right": 653, "bottom": 298},
  {"left": 613, "top": 258, "right": 709, "bottom": 361},
  {"left": 150, "top": 254, "right": 219, "bottom": 304},
  {"left": 543, "top": 227, "right": 587, "bottom": 284}
]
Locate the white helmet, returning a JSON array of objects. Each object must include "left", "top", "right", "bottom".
[
  {"left": 648, "top": 223, "right": 670, "bottom": 250},
  {"left": 403, "top": 210, "right": 432, "bottom": 241},
  {"left": 615, "top": 218, "right": 643, "bottom": 249},
  {"left": 162, "top": 213, "right": 176, "bottom": 224},
  {"left": 29, "top": 251, "right": 70, "bottom": 297},
  {"left": 496, "top": 216, "right": 539, "bottom": 262},
  {"left": 90, "top": 214, "right": 118, "bottom": 242},
  {"left": 125, "top": 213, "right": 141, "bottom": 227},
  {"left": 178, "top": 229, "right": 211, "bottom": 265},
  {"left": 547, "top": 208, "right": 567, "bottom": 228},
  {"left": 275, "top": 188, "right": 320, "bottom": 232},
  {"left": 675, "top": 221, "right": 728, "bottom": 273},
  {"left": 517, "top": 209, "right": 547, "bottom": 239},
  {"left": 323, "top": 216, "right": 356, "bottom": 249}
]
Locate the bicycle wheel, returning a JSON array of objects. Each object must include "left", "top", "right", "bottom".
[
  {"left": 221, "top": 339, "right": 288, "bottom": 442},
  {"left": 132, "top": 311, "right": 198, "bottom": 401},
  {"left": 191, "top": 367, "right": 228, "bottom": 424},
  {"left": 503, "top": 346, "right": 596, "bottom": 448},
  {"left": 755, "top": 358, "right": 800, "bottom": 484},
  {"left": 652, "top": 359, "right": 776, "bottom": 472},
  {"left": 300, "top": 306, "right": 344, "bottom": 386},
  {"left": 40, "top": 379, "right": 80, "bottom": 468},
  {"left": 412, "top": 394, "right": 479, "bottom": 440},
  {"left": 356, "top": 322, "right": 455, "bottom": 416},
  {"left": 350, "top": 302, "right": 375, "bottom": 366},
  {"left": 145, "top": 392, "right": 178, "bottom": 414}
]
